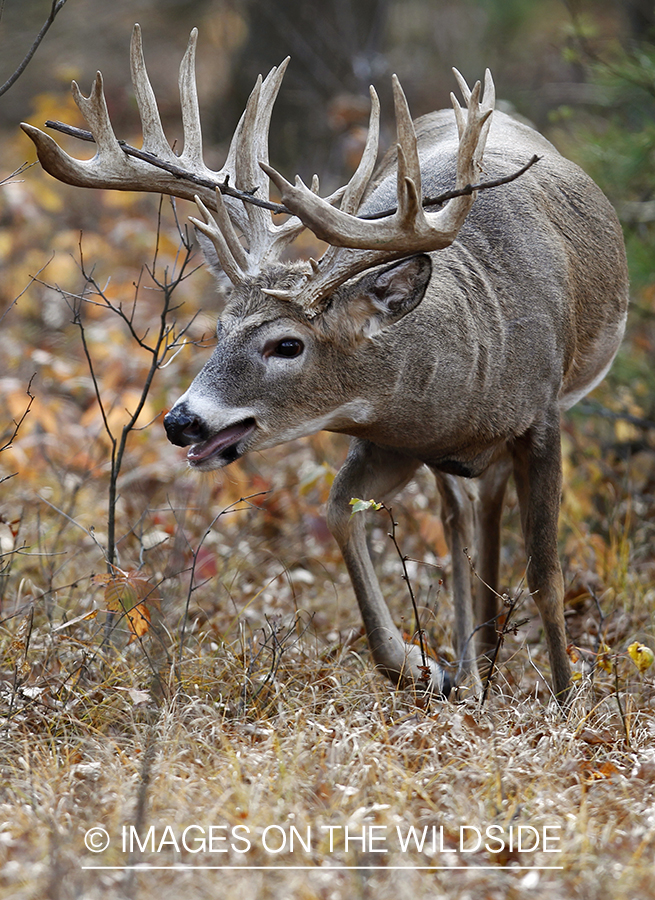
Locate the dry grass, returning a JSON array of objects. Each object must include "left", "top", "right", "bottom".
[
  {"left": 1, "top": 629, "right": 655, "bottom": 900},
  {"left": 1, "top": 420, "right": 654, "bottom": 900}
]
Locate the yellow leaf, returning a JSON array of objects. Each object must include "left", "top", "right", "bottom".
[
  {"left": 596, "top": 642, "right": 613, "bottom": 674},
  {"left": 349, "top": 498, "right": 383, "bottom": 516},
  {"left": 628, "top": 641, "right": 655, "bottom": 674}
]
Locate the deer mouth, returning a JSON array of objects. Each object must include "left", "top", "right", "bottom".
[{"left": 187, "top": 418, "right": 256, "bottom": 468}]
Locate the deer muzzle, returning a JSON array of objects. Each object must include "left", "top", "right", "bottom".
[
  {"left": 163, "top": 404, "right": 206, "bottom": 447},
  {"left": 164, "top": 404, "right": 256, "bottom": 467}
]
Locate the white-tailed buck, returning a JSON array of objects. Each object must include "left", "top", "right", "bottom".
[{"left": 23, "top": 25, "right": 628, "bottom": 702}]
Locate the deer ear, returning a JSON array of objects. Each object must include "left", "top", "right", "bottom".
[{"left": 344, "top": 255, "right": 432, "bottom": 340}]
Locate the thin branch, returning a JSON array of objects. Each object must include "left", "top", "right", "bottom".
[
  {"left": 0, "top": 0, "right": 69, "bottom": 98},
  {"left": 382, "top": 504, "right": 428, "bottom": 672},
  {"left": 177, "top": 491, "right": 270, "bottom": 666},
  {"left": 43, "top": 118, "right": 540, "bottom": 220},
  {"left": 0, "top": 255, "right": 55, "bottom": 328},
  {"left": 37, "top": 495, "right": 107, "bottom": 558},
  {"left": 0, "top": 375, "right": 35, "bottom": 453},
  {"left": 614, "top": 652, "right": 631, "bottom": 748},
  {"left": 44, "top": 120, "right": 287, "bottom": 214},
  {"left": 360, "top": 155, "right": 542, "bottom": 220},
  {"left": 0, "top": 162, "right": 37, "bottom": 187},
  {"left": 479, "top": 571, "right": 529, "bottom": 708}
]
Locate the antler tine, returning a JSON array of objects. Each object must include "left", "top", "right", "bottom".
[
  {"left": 190, "top": 193, "right": 248, "bottom": 285},
  {"left": 234, "top": 73, "right": 269, "bottom": 250},
  {"left": 235, "top": 61, "right": 296, "bottom": 256},
  {"left": 220, "top": 61, "right": 287, "bottom": 203},
  {"left": 451, "top": 67, "right": 472, "bottom": 104},
  {"left": 391, "top": 75, "right": 424, "bottom": 227},
  {"left": 130, "top": 24, "right": 175, "bottom": 160},
  {"left": 216, "top": 57, "right": 309, "bottom": 268},
  {"left": 451, "top": 68, "right": 494, "bottom": 166},
  {"left": 339, "top": 86, "right": 381, "bottom": 216},
  {"left": 250, "top": 59, "right": 290, "bottom": 189},
  {"left": 483, "top": 69, "right": 496, "bottom": 114},
  {"left": 177, "top": 27, "right": 204, "bottom": 165},
  {"left": 479, "top": 69, "right": 495, "bottom": 164},
  {"left": 455, "top": 79, "right": 483, "bottom": 183},
  {"left": 72, "top": 73, "right": 125, "bottom": 164}
]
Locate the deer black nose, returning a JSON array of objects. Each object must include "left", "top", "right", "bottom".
[{"left": 163, "top": 404, "right": 207, "bottom": 447}]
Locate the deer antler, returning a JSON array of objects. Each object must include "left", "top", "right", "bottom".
[
  {"left": 23, "top": 25, "right": 494, "bottom": 307},
  {"left": 254, "top": 69, "right": 495, "bottom": 312},
  {"left": 21, "top": 24, "right": 305, "bottom": 280}
]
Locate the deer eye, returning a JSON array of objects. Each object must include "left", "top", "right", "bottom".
[{"left": 272, "top": 338, "right": 304, "bottom": 358}]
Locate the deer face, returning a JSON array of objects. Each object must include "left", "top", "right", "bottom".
[{"left": 163, "top": 256, "right": 432, "bottom": 470}]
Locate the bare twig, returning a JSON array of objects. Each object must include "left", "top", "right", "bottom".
[
  {"left": 44, "top": 118, "right": 540, "bottom": 221},
  {"left": 249, "top": 611, "right": 314, "bottom": 705},
  {"left": 0, "top": 377, "right": 36, "bottom": 485},
  {"left": 479, "top": 574, "right": 529, "bottom": 708},
  {"left": 0, "top": 0, "right": 69, "bottom": 98},
  {"left": 177, "top": 491, "right": 270, "bottom": 667},
  {"left": 382, "top": 505, "right": 429, "bottom": 673},
  {"left": 360, "top": 155, "right": 542, "bottom": 220},
  {"left": 65, "top": 210, "right": 197, "bottom": 571},
  {"left": 614, "top": 653, "right": 631, "bottom": 748},
  {"left": 44, "top": 120, "right": 288, "bottom": 214},
  {"left": 0, "top": 162, "right": 37, "bottom": 187}
]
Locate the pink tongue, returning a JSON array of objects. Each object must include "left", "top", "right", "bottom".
[{"left": 187, "top": 421, "right": 254, "bottom": 462}]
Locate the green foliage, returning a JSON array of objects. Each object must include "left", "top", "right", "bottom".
[{"left": 349, "top": 497, "right": 383, "bottom": 516}]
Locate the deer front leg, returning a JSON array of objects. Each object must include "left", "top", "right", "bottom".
[
  {"left": 512, "top": 418, "right": 571, "bottom": 703},
  {"left": 434, "top": 472, "right": 481, "bottom": 692},
  {"left": 327, "top": 438, "right": 450, "bottom": 696}
]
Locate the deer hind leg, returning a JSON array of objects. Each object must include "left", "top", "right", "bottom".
[
  {"left": 433, "top": 472, "right": 480, "bottom": 692},
  {"left": 474, "top": 455, "right": 513, "bottom": 660},
  {"left": 327, "top": 438, "right": 450, "bottom": 696},
  {"left": 512, "top": 418, "right": 571, "bottom": 703}
]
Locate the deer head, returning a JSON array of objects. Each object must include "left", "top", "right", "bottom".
[{"left": 23, "top": 26, "right": 492, "bottom": 474}]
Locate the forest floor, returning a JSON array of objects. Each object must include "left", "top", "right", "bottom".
[{"left": 1, "top": 98, "right": 655, "bottom": 900}]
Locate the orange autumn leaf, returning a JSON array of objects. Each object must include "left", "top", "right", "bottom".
[
  {"left": 595, "top": 642, "right": 614, "bottom": 674},
  {"left": 582, "top": 760, "right": 620, "bottom": 783},
  {"left": 92, "top": 569, "right": 159, "bottom": 642}
]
